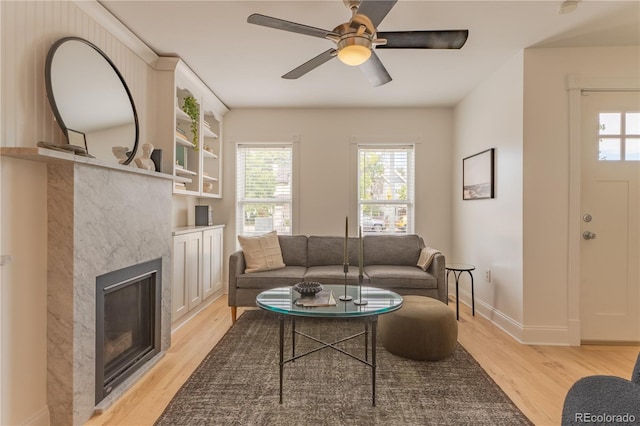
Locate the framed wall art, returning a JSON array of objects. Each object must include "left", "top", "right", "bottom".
[{"left": 463, "top": 148, "right": 495, "bottom": 200}]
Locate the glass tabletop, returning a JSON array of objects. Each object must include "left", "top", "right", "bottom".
[{"left": 256, "top": 284, "right": 403, "bottom": 318}]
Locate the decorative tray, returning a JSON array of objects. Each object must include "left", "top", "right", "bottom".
[{"left": 293, "top": 281, "right": 324, "bottom": 297}]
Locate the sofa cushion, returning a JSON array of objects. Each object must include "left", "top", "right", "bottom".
[
  {"left": 304, "top": 265, "right": 366, "bottom": 285},
  {"left": 364, "top": 265, "right": 437, "bottom": 289},
  {"left": 308, "top": 236, "right": 360, "bottom": 267},
  {"left": 236, "top": 266, "right": 306, "bottom": 288},
  {"left": 364, "top": 235, "right": 423, "bottom": 266},
  {"left": 278, "top": 235, "right": 308, "bottom": 267},
  {"left": 237, "top": 231, "right": 285, "bottom": 273}
]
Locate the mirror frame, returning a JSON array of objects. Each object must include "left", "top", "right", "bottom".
[{"left": 45, "top": 36, "right": 140, "bottom": 165}]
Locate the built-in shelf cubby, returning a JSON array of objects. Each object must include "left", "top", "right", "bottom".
[{"left": 155, "top": 57, "right": 228, "bottom": 198}]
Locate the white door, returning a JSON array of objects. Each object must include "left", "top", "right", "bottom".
[{"left": 580, "top": 90, "right": 640, "bottom": 342}]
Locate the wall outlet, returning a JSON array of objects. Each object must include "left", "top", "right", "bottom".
[{"left": 485, "top": 269, "right": 491, "bottom": 282}]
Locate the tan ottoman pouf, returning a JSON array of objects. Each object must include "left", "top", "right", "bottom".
[{"left": 379, "top": 295, "right": 458, "bottom": 361}]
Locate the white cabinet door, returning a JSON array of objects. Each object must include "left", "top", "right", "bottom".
[
  {"left": 172, "top": 226, "right": 224, "bottom": 324},
  {"left": 211, "top": 227, "right": 223, "bottom": 293},
  {"left": 173, "top": 232, "right": 203, "bottom": 321},
  {"left": 202, "top": 229, "right": 214, "bottom": 299},
  {"left": 185, "top": 231, "right": 203, "bottom": 311},
  {"left": 172, "top": 235, "right": 189, "bottom": 322},
  {"left": 202, "top": 228, "right": 224, "bottom": 299}
]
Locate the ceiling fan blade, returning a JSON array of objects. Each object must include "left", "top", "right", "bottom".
[
  {"left": 356, "top": 0, "right": 398, "bottom": 28},
  {"left": 248, "top": 13, "right": 334, "bottom": 39},
  {"left": 282, "top": 49, "right": 337, "bottom": 79},
  {"left": 359, "top": 51, "right": 392, "bottom": 87},
  {"left": 376, "top": 30, "right": 469, "bottom": 49}
]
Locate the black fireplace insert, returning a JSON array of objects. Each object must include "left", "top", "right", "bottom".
[{"left": 95, "top": 258, "right": 161, "bottom": 404}]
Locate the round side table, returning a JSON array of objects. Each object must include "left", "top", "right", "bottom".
[{"left": 446, "top": 263, "right": 475, "bottom": 320}]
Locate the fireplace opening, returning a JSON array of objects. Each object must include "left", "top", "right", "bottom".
[{"left": 95, "top": 258, "right": 162, "bottom": 405}]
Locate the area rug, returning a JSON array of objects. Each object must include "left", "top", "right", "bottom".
[{"left": 155, "top": 310, "right": 531, "bottom": 425}]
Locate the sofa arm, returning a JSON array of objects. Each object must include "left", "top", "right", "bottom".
[
  {"left": 228, "top": 250, "right": 246, "bottom": 307},
  {"left": 428, "top": 253, "right": 447, "bottom": 304}
]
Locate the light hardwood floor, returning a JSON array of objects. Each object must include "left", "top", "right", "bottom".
[{"left": 86, "top": 295, "right": 640, "bottom": 426}]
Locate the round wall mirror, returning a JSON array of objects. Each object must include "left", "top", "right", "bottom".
[{"left": 45, "top": 37, "right": 139, "bottom": 165}]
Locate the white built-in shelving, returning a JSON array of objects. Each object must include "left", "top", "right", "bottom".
[{"left": 155, "top": 57, "right": 228, "bottom": 198}]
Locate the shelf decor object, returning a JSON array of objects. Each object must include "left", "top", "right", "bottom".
[
  {"left": 462, "top": 148, "right": 495, "bottom": 200},
  {"left": 293, "top": 281, "right": 324, "bottom": 297},
  {"left": 182, "top": 95, "right": 200, "bottom": 150}
]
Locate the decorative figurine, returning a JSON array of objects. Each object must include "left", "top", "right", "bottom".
[{"left": 135, "top": 143, "right": 156, "bottom": 171}]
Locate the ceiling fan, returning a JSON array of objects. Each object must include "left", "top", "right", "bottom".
[{"left": 247, "top": 0, "right": 468, "bottom": 87}]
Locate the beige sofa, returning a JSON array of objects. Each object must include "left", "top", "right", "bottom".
[{"left": 228, "top": 234, "right": 446, "bottom": 322}]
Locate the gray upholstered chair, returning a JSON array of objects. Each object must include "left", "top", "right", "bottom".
[{"left": 561, "top": 352, "right": 640, "bottom": 425}]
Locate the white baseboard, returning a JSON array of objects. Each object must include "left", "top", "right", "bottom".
[
  {"left": 453, "top": 290, "right": 571, "bottom": 346},
  {"left": 23, "top": 405, "right": 49, "bottom": 426},
  {"left": 521, "top": 325, "right": 571, "bottom": 346},
  {"left": 171, "top": 292, "right": 223, "bottom": 333}
]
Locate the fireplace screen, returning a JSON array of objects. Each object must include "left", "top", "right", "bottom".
[{"left": 95, "top": 258, "right": 161, "bottom": 404}]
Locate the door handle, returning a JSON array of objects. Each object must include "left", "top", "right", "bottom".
[{"left": 583, "top": 231, "right": 597, "bottom": 240}]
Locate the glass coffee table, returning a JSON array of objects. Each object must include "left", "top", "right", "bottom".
[{"left": 256, "top": 284, "right": 403, "bottom": 406}]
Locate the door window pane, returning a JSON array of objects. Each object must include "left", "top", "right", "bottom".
[
  {"left": 599, "top": 113, "right": 621, "bottom": 135},
  {"left": 599, "top": 138, "right": 620, "bottom": 161},
  {"left": 625, "top": 138, "right": 640, "bottom": 161},
  {"left": 626, "top": 113, "right": 640, "bottom": 135}
]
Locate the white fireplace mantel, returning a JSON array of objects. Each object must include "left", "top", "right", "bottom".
[
  {"left": 2, "top": 147, "right": 175, "bottom": 424},
  {"left": 0, "top": 147, "right": 189, "bottom": 183}
]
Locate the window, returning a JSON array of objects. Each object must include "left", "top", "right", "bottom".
[
  {"left": 599, "top": 112, "right": 640, "bottom": 161},
  {"left": 237, "top": 144, "right": 293, "bottom": 236},
  {"left": 357, "top": 145, "right": 415, "bottom": 234}
]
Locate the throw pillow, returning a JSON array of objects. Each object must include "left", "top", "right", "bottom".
[
  {"left": 417, "top": 247, "right": 441, "bottom": 271},
  {"left": 238, "top": 231, "right": 286, "bottom": 273}
]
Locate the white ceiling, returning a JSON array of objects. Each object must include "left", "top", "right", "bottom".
[{"left": 99, "top": 0, "right": 640, "bottom": 109}]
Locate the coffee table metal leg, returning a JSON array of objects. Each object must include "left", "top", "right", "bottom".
[
  {"left": 279, "top": 315, "right": 284, "bottom": 404},
  {"left": 364, "top": 321, "right": 369, "bottom": 362},
  {"left": 292, "top": 316, "right": 296, "bottom": 360},
  {"left": 371, "top": 316, "right": 377, "bottom": 406}
]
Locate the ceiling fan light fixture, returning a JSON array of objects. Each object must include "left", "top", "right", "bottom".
[
  {"left": 336, "top": 35, "right": 372, "bottom": 66},
  {"left": 338, "top": 44, "right": 371, "bottom": 66}
]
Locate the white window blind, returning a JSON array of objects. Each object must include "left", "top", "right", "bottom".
[
  {"left": 358, "top": 145, "right": 415, "bottom": 234},
  {"left": 236, "top": 144, "right": 293, "bottom": 236}
]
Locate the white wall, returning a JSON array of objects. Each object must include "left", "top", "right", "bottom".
[
  {"left": 215, "top": 108, "right": 454, "bottom": 273},
  {"left": 522, "top": 46, "right": 640, "bottom": 343},
  {"left": 453, "top": 52, "right": 525, "bottom": 335},
  {"left": 0, "top": 159, "right": 48, "bottom": 425},
  {"left": 1, "top": 2, "right": 155, "bottom": 424}
]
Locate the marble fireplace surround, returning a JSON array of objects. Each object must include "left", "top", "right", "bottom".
[{"left": 3, "top": 149, "right": 175, "bottom": 425}]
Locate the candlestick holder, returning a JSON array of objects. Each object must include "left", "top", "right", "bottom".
[
  {"left": 339, "top": 263, "right": 353, "bottom": 301},
  {"left": 354, "top": 274, "right": 368, "bottom": 305}
]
